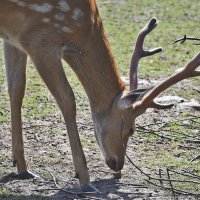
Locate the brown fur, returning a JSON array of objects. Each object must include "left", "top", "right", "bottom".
[{"left": 0, "top": 0, "right": 130, "bottom": 187}]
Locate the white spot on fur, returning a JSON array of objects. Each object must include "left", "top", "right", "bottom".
[
  {"left": 29, "top": 3, "right": 53, "bottom": 13},
  {"left": 8, "top": 0, "right": 25, "bottom": 7},
  {"left": 72, "top": 8, "right": 84, "bottom": 21},
  {"left": 8, "top": 0, "right": 20, "bottom": 3},
  {"left": 54, "top": 23, "right": 60, "bottom": 28},
  {"left": 62, "top": 26, "right": 72, "bottom": 33},
  {"left": 58, "top": 0, "right": 70, "bottom": 12},
  {"left": 42, "top": 18, "right": 50, "bottom": 23},
  {"left": 17, "top": 1, "right": 25, "bottom": 6},
  {"left": 54, "top": 13, "right": 65, "bottom": 21}
]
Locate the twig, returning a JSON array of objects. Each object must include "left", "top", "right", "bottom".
[
  {"left": 146, "top": 180, "right": 200, "bottom": 196},
  {"left": 189, "top": 155, "right": 200, "bottom": 163},
  {"left": 49, "top": 173, "right": 80, "bottom": 196},
  {"left": 138, "top": 115, "right": 199, "bottom": 129},
  {"left": 137, "top": 122, "right": 200, "bottom": 143},
  {"left": 173, "top": 35, "right": 200, "bottom": 45},
  {"left": 178, "top": 144, "right": 200, "bottom": 151},
  {"left": 167, "top": 168, "right": 176, "bottom": 199},
  {"left": 121, "top": 116, "right": 200, "bottom": 197},
  {"left": 193, "top": 88, "right": 200, "bottom": 94},
  {"left": 168, "top": 169, "right": 200, "bottom": 180},
  {"left": 34, "top": 133, "right": 40, "bottom": 142},
  {"left": 125, "top": 153, "right": 200, "bottom": 184},
  {"left": 136, "top": 128, "right": 176, "bottom": 141},
  {"left": 159, "top": 168, "right": 163, "bottom": 187},
  {"left": 34, "top": 172, "right": 97, "bottom": 196},
  {"left": 50, "top": 172, "right": 59, "bottom": 188},
  {"left": 190, "top": 119, "right": 200, "bottom": 125}
]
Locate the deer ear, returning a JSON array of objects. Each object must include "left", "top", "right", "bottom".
[{"left": 117, "top": 87, "right": 153, "bottom": 110}]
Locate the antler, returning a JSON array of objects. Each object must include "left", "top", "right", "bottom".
[
  {"left": 134, "top": 52, "right": 200, "bottom": 110},
  {"left": 129, "top": 17, "right": 162, "bottom": 90}
]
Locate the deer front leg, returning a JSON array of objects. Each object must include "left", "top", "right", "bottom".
[
  {"left": 4, "top": 42, "right": 37, "bottom": 179},
  {"left": 30, "top": 51, "right": 97, "bottom": 192}
]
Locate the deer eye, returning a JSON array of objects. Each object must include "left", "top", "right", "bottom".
[{"left": 129, "top": 128, "right": 134, "bottom": 136}]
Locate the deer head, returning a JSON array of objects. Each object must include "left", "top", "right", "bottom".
[{"left": 92, "top": 17, "right": 200, "bottom": 172}]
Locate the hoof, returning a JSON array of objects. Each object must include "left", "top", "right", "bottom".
[
  {"left": 113, "top": 171, "right": 122, "bottom": 179},
  {"left": 81, "top": 184, "right": 101, "bottom": 194},
  {"left": 17, "top": 170, "right": 39, "bottom": 180}
]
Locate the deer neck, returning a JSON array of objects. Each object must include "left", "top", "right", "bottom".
[{"left": 63, "top": 29, "right": 125, "bottom": 113}]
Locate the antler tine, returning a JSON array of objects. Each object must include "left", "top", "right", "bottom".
[
  {"left": 129, "top": 17, "right": 163, "bottom": 91},
  {"left": 140, "top": 52, "right": 200, "bottom": 109}
]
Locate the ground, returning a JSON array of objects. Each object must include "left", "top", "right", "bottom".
[
  {"left": 0, "top": 79, "right": 199, "bottom": 200},
  {"left": 0, "top": 0, "right": 200, "bottom": 200}
]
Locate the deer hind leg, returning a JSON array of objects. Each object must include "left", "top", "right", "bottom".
[
  {"left": 4, "top": 42, "right": 37, "bottom": 178},
  {"left": 30, "top": 50, "right": 97, "bottom": 191}
]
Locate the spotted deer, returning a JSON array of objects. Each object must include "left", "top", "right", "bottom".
[{"left": 0, "top": 0, "right": 199, "bottom": 192}]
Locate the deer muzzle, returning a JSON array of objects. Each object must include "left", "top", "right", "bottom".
[{"left": 106, "top": 156, "right": 124, "bottom": 172}]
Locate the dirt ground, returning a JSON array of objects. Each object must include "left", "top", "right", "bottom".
[
  {"left": 0, "top": 118, "right": 172, "bottom": 200},
  {"left": 0, "top": 79, "right": 199, "bottom": 200}
]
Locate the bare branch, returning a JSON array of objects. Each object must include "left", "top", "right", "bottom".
[
  {"left": 173, "top": 35, "right": 200, "bottom": 45},
  {"left": 167, "top": 168, "right": 176, "bottom": 199},
  {"left": 121, "top": 116, "right": 200, "bottom": 197}
]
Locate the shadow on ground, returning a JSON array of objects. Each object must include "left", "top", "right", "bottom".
[{"left": 0, "top": 174, "right": 167, "bottom": 200}]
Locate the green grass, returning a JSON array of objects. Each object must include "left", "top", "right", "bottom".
[
  {"left": 134, "top": 113, "right": 200, "bottom": 193},
  {"left": 98, "top": 0, "right": 200, "bottom": 77}
]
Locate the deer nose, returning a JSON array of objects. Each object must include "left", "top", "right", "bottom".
[
  {"left": 106, "top": 157, "right": 117, "bottom": 171},
  {"left": 106, "top": 156, "right": 124, "bottom": 172}
]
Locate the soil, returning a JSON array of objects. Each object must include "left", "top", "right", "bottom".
[{"left": 0, "top": 79, "right": 199, "bottom": 200}]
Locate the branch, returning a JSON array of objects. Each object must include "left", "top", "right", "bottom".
[
  {"left": 121, "top": 116, "right": 200, "bottom": 197},
  {"left": 167, "top": 168, "right": 176, "bottom": 199},
  {"left": 173, "top": 35, "right": 200, "bottom": 45}
]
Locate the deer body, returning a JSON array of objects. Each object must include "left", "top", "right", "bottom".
[
  {"left": 0, "top": 0, "right": 129, "bottom": 190},
  {"left": 0, "top": 0, "right": 125, "bottom": 108},
  {"left": 1, "top": 0, "right": 199, "bottom": 192}
]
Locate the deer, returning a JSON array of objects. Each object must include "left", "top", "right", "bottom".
[{"left": 0, "top": 0, "right": 199, "bottom": 193}]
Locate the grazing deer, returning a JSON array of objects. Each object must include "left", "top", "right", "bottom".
[{"left": 0, "top": 0, "right": 199, "bottom": 192}]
